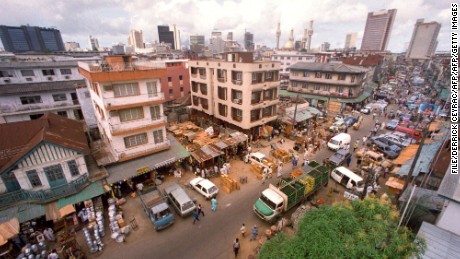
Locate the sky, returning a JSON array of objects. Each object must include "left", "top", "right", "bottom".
[{"left": 0, "top": 0, "right": 452, "bottom": 52}]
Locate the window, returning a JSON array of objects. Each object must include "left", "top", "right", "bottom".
[
  {"left": 57, "top": 111, "right": 67, "bottom": 117},
  {"left": 250, "top": 109, "right": 261, "bottom": 122},
  {"left": 218, "top": 87, "right": 227, "bottom": 100},
  {"left": 218, "top": 103, "right": 227, "bottom": 116},
  {"left": 20, "top": 96, "right": 42, "bottom": 104},
  {"left": 21, "top": 70, "right": 34, "bottom": 77},
  {"left": 315, "top": 72, "right": 322, "bottom": 78},
  {"left": 281, "top": 57, "right": 285, "bottom": 60},
  {"left": 351, "top": 75, "right": 356, "bottom": 83},
  {"left": 337, "top": 86, "right": 344, "bottom": 93},
  {"left": 153, "top": 129, "right": 164, "bottom": 144},
  {"left": 323, "top": 86, "right": 330, "bottom": 91},
  {"left": 26, "top": 78, "right": 33, "bottom": 81},
  {"left": 298, "top": 57, "right": 302, "bottom": 60},
  {"left": 150, "top": 105, "right": 161, "bottom": 120},
  {"left": 180, "top": 87, "right": 184, "bottom": 92},
  {"left": 0, "top": 70, "right": 14, "bottom": 77},
  {"left": 179, "top": 75, "right": 183, "bottom": 80},
  {"left": 124, "top": 133, "right": 147, "bottom": 148},
  {"left": 303, "top": 71, "right": 309, "bottom": 77},
  {"left": 42, "top": 69, "right": 55, "bottom": 76},
  {"left": 232, "top": 90, "right": 243, "bottom": 104},
  {"left": 44, "top": 164, "right": 64, "bottom": 181},
  {"left": 265, "top": 72, "right": 273, "bottom": 80},
  {"left": 26, "top": 170, "right": 42, "bottom": 187},
  {"left": 147, "top": 82, "right": 158, "bottom": 97},
  {"left": 232, "top": 108, "right": 243, "bottom": 121},
  {"left": 67, "top": 160, "right": 79, "bottom": 176},
  {"left": 287, "top": 57, "right": 290, "bottom": 60},
  {"left": 302, "top": 83, "right": 308, "bottom": 88},
  {"left": 52, "top": 93, "right": 67, "bottom": 101},
  {"left": 168, "top": 77, "right": 172, "bottom": 82},
  {"left": 338, "top": 74, "right": 346, "bottom": 80},
  {"left": 113, "top": 83, "right": 139, "bottom": 97},
  {"left": 169, "top": 89, "right": 173, "bottom": 95},
  {"left": 314, "top": 85, "right": 321, "bottom": 91},
  {"left": 252, "top": 73, "right": 257, "bottom": 81},
  {"left": 60, "top": 69, "right": 72, "bottom": 75},
  {"left": 119, "top": 107, "right": 144, "bottom": 122},
  {"left": 325, "top": 73, "right": 332, "bottom": 79}
]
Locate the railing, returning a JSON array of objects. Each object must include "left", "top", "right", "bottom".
[
  {"left": 217, "top": 77, "right": 226, "bottom": 83},
  {"left": 232, "top": 80, "right": 242, "bottom": 85},
  {"left": 232, "top": 115, "right": 242, "bottom": 122},
  {"left": 199, "top": 74, "right": 206, "bottom": 79},
  {"left": 0, "top": 174, "right": 89, "bottom": 209},
  {"left": 118, "top": 140, "right": 171, "bottom": 160},
  {"left": 78, "top": 61, "right": 166, "bottom": 73},
  {"left": 0, "top": 102, "right": 81, "bottom": 114},
  {"left": 109, "top": 116, "right": 167, "bottom": 134},
  {"left": 104, "top": 92, "right": 165, "bottom": 108}
]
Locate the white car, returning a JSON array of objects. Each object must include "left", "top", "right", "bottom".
[
  {"left": 360, "top": 106, "right": 371, "bottom": 114},
  {"left": 189, "top": 177, "right": 219, "bottom": 199},
  {"left": 329, "top": 120, "right": 346, "bottom": 132}
]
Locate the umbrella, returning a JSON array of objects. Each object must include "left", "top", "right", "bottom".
[{"left": 0, "top": 217, "right": 19, "bottom": 245}]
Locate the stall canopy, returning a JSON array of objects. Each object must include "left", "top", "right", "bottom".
[
  {"left": 45, "top": 203, "right": 76, "bottom": 221},
  {"left": 57, "top": 182, "right": 105, "bottom": 208},
  {"left": 209, "top": 141, "right": 228, "bottom": 151},
  {"left": 0, "top": 204, "right": 45, "bottom": 224},
  {"left": 0, "top": 217, "right": 19, "bottom": 245},
  {"left": 191, "top": 145, "right": 223, "bottom": 164},
  {"left": 230, "top": 132, "right": 248, "bottom": 144},
  {"left": 396, "top": 141, "right": 443, "bottom": 177},
  {"left": 399, "top": 186, "right": 445, "bottom": 211},
  {"left": 106, "top": 136, "right": 190, "bottom": 183},
  {"left": 392, "top": 144, "right": 419, "bottom": 165}
]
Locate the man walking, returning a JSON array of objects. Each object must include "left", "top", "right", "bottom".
[
  {"left": 240, "top": 224, "right": 246, "bottom": 237},
  {"left": 233, "top": 238, "right": 240, "bottom": 257},
  {"left": 211, "top": 197, "right": 217, "bottom": 211},
  {"left": 250, "top": 225, "right": 258, "bottom": 241},
  {"left": 198, "top": 204, "right": 205, "bottom": 217},
  {"left": 192, "top": 209, "right": 200, "bottom": 224},
  {"left": 346, "top": 156, "right": 352, "bottom": 167}
]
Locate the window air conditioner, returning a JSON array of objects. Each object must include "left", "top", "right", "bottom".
[
  {"left": 47, "top": 77, "right": 53, "bottom": 81},
  {"left": 3, "top": 78, "right": 10, "bottom": 83},
  {"left": 65, "top": 76, "right": 70, "bottom": 79}
]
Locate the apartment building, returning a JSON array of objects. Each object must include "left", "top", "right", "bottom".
[
  {"left": 288, "top": 62, "right": 368, "bottom": 99},
  {"left": 189, "top": 52, "right": 280, "bottom": 133},
  {"left": 162, "top": 60, "right": 191, "bottom": 104},
  {"left": 0, "top": 60, "right": 86, "bottom": 123},
  {"left": 78, "top": 55, "right": 170, "bottom": 164}
]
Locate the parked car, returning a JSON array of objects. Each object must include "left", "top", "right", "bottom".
[
  {"left": 327, "top": 149, "right": 351, "bottom": 166},
  {"left": 344, "top": 117, "right": 359, "bottom": 127},
  {"left": 386, "top": 119, "right": 399, "bottom": 130},
  {"left": 329, "top": 120, "right": 346, "bottom": 132},
  {"left": 189, "top": 177, "right": 219, "bottom": 199},
  {"left": 334, "top": 114, "right": 345, "bottom": 121},
  {"left": 360, "top": 106, "right": 371, "bottom": 114},
  {"left": 374, "top": 142, "right": 401, "bottom": 159},
  {"left": 382, "top": 134, "right": 411, "bottom": 147}
]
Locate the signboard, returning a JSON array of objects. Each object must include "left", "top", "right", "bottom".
[{"left": 136, "top": 166, "right": 150, "bottom": 174}]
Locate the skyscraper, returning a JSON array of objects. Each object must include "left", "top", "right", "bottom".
[
  {"left": 320, "top": 42, "right": 330, "bottom": 52},
  {"left": 406, "top": 19, "right": 441, "bottom": 59},
  {"left": 244, "top": 31, "right": 254, "bottom": 51},
  {"left": 360, "top": 9, "right": 397, "bottom": 51},
  {"left": 0, "top": 25, "right": 65, "bottom": 53},
  {"left": 344, "top": 32, "right": 357, "bottom": 50},
  {"left": 129, "top": 29, "right": 144, "bottom": 49},
  {"left": 88, "top": 35, "right": 99, "bottom": 51},
  {"left": 157, "top": 25, "right": 180, "bottom": 50},
  {"left": 209, "top": 30, "right": 224, "bottom": 54},
  {"left": 190, "top": 35, "right": 205, "bottom": 53}
]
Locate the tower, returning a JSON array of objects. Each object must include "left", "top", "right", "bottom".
[
  {"left": 405, "top": 19, "right": 441, "bottom": 59},
  {"left": 301, "top": 27, "right": 308, "bottom": 49},
  {"left": 276, "top": 22, "right": 281, "bottom": 50},
  {"left": 306, "top": 20, "right": 314, "bottom": 51},
  {"left": 360, "top": 9, "right": 397, "bottom": 51}
]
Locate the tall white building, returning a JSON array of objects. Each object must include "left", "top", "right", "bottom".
[
  {"left": 209, "top": 30, "right": 225, "bottom": 54},
  {"left": 189, "top": 52, "right": 280, "bottom": 134},
  {"left": 406, "top": 19, "right": 441, "bottom": 60},
  {"left": 361, "top": 9, "right": 397, "bottom": 51},
  {"left": 344, "top": 33, "right": 357, "bottom": 50},
  {"left": 320, "top": 42, "right": 330, "bottom": 52},
  {"left": 129, "top": 30, "right": 144, "bottom": 49},
  {"left": 78, "top": 55, "right": 170, "bottom": 165},
  {"left": 88, "top": 35, "right": 99, "bottom": 51},
  {"left": 65, "top": 42, "right": 81, "bottom": 51}
]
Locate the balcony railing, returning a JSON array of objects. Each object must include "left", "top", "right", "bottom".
[
  {"left": 109, "top": 116, "right": 167, "bottom": 134},
  {"left": 232, "top": 79, "right": 242, "bottom": 85},
  {"left": 118, "top": 140, "right": 171, "bottom": 160},
  {"left": 199, "top": 74, "right": 206, "bottom": 79},
  {"left": 217, "top": 77, "right": 226, "bottom": 83},
  {"left": 78, "top": 61, "right": 166, "bottom": 73},
  {"left": 104, "top": 92, "right": 165, "bottom": 108},
  {"left": 0, "top": 102, "right": 81, "bottom": 115},
  {"left": 0, "top": 174, "right": 89, "bottom": 209},
  {"left": 232, "top": 115, "right": 242, "bottom": 122}
]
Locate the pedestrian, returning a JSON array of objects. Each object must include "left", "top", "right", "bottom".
[
  {"left": 201, "top": 168, "right": 205, "bottom": 178},
  {"left": 233, "top": 238, "right": 240, "bottom": 257},
  {"left": 211, "top": 197, "right": 217, "bottom": 211},
  {"left": 362, "top": 136, "right": 367, "bottom": 146},
  {"left": 47, "top": 249, "right": 59, "bottom": 259},
  {"left": 247, "top": 145, "right": 252, "bottom": 153},
  {"left": 303, "top": 158, "right": 310, "bottom": 167},
  {"left": 198, "top": 204, "right": 205, "bottom": 217},
  {"left": 244, "top": 153, "right": 249, "bottom": 164},
  {"left": 384, "top": 167, "right": 389, "bottom": 178},
  {"left": 357, "top": 156, "right": 362, "bottom": 166},
  {"left": 373, "top": 113, "right": 376, "bottom": 120},
  {"left": 277, "top": 162, "right": 283, "bottom": 178},
  {"left": 346, "top": 156, "right": 352, "bottom": 167},
  {"left": 250, "top": 225, "right": 258, "bottom": 241},
  {"left": 240, "top": 224, "right": 246, "bottom": 237},
  {"left": 261, "top": 171, "right": 267, "bottom": 184},
  {"left": 304, "top": 150, "right": 309, "bottom": 161},
  {"left": 353, "top": 141, "right": 358, "bottom": 152},
  {"left": 192, "top": 209, "right": 200, "bottom": 224}
]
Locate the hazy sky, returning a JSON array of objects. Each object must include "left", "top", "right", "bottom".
[{"left": 0, "top": 0, "right": 452, "bottom": 52}]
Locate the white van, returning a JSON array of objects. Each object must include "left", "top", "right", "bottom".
[
  {"left": 327, "top": 133, "right": 351, "bottom": 151},
  {"left": 331, "top": 166, "right": 364, "bottom": 192},
  {"left": 164, "top": 184, "right": 196, "bottom": 217}
]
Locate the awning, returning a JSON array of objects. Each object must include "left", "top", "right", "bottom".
[
  {"left": 191, "top": 144, "right": 223, "bottom": 163},
  {"left": 45, "top": 203, "right": 76, "bottom": 221},
  {"left": 106, "top": 136, "right": 190, "bottom": 183},
  {"left": 392, "top": 144, "right": 419, "bottom": 165},
  {"left": 0, "top": 217, "right": 19, "bottom": 245},
  {"left": 399, "top": 186, "right": 444, "bottom": 211},
  {"left": 229, "top": 132, "right": 248, "bottom": 143},
  {"left": 397, "top": 141, "right": 443, "bottom": 177},
  {"left": 385, "top": 177, "right": 405, "bottom": 190},
  {"left": 0, "top": 204, "right": 45, "bottom": 224},
  {"left": 209, "top": 141, "right": 228, "bottom": 150},
  {"left": 279, "top": 90, "right": 329, "bottom": 101},
  {"left": 57, "top": 182, "right": 105, "bottom": 208}
]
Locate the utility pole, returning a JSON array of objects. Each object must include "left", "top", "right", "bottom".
[
  {"left": 402, "top": 127, "right": 429, "bottom": 192},
  {"left": 292, "top": 94, "right": 300, "bottom": 135}
]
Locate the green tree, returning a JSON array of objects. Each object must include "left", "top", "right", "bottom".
[{"left": 259, "top": 196, "right": 425, "bottom": 259}]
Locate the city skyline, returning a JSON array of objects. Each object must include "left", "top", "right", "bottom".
[{"left": 0, "top": 0, "right": 451, "bottom": 52}]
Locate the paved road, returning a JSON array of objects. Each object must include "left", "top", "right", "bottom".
[{"left": 88, "top": 106, "right": 395, "bottom": 259}]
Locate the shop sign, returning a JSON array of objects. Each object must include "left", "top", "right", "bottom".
[{"left": 136, "top": 166, "right": 150, "bottom": 174}]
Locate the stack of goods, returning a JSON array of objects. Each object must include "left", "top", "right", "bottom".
[
  {"left": 272, "top": 149, "right": 291, "bottom": 163},
  {"left": 297, "top": 176, "right": 315, "bottom": 194},
  {"left": 83, "top": 227, "right": 97, "bottom": 253},
  {"left": 96, "top": 211, "right": 105, "bottom": 237},
  {"left": 250, "top": 164, "right": 263, "bottom": 179},
  {"left": 108, "top": 200, "right": 125, "bottom": 244},
  {"left": 290, "top": 169, "right": 304, "bottom": 179},
  {"left": 18, "top": 243, "right": 48, "bottom": 259},
  {"left": 220, "top": 174, "right": 240, "bottom": 193},
  {"left": 93, "top": 224, "right": 104, "bottom": 251}
]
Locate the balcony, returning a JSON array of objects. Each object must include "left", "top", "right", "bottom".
[
  {"left": 78, "top": 61, "right": 166, "bottom": 73},
  {"left": 232, "top": 80, "right": 242, "bottom": 85},
  {"left": 191, "top": 73, "right": 197, "bottom": 78},
  {"left": 109, "top": 116, "right": 167, "bottom": 136},
  {"left": 104, "top": 92, "right": 165, "bottom": 110},
  {"left": 199, "top": 74, "right": 206, "bottom": 79},
  {"left": 0, "top": 102, "right": 81, "bottom": 116},
  {"left": 232, "top": 115, "right": 242, "bottom": 122},
  {"left": 118, "top": 139, "right": 171, "bottom": 162},
  {"left": 217, "top": 77, "right": 226, "bottom": 83},
  {"left": 0, "top": 174, "right": 89, "bottom": 209}
]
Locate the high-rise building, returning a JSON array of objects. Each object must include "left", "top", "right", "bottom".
[
  {"left": 189, "top": 52, "right": 280, "bottom": 132},
  {"left": 360, "top": 9, "right": 397, "bottom": 51},
  {"left": 306, "top": 20, "right": 314, "bottom": 51},
  {"left": 244, "top": 31, "right": 254, "bottom": 51},
  {"left": 78, "top": 56, "right": 170, "bottom": 164},
  {"left": 65, "top": 42, "right": 80, "bottom": 51},
  {"left": 209, "top": 30, "right": 225, "bottom": 54},
  {"left": 190, "top": 35, "right": 205, "bottom": 53},
  {"left": 344, "top": 33, "right": 357, "bottom": 50},
  {"left": 0, "top": 25, "right": 65, "bottom": 53},
  {"left": 320, "top": 42, "right": 330, "bottom": 52},
  {"left": 129, "top": 30, "right": 144, "bottom": 49},
  {"left": 276, "top": 22, "right": 281, "bottom": 50},
  {"left": 88, "top": 35, "right": 99, "bottom": 51},
  {"left": 406, "top": 19, "right": 441, "bottom": 60},
  {"left": 158, "top": 25, "right": 180, "bottom": 50},
  {"left": 227, "top": 32, "right": 233, "bottom": 41},
  {"left": 112, "top": 42, "right": 125, "bottom": 55}
]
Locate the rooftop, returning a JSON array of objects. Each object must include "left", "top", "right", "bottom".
[
  {"left": 0, "top": 79, "right": 85, "bottom": 95},
  {"left": 289, "top": 62, "right": 368, "bottom": 73}
]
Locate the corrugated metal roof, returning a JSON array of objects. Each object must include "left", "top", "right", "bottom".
[
  {"left": 0, "top": 80, "right": 85, "bottom": 95},
  {"left": 106, "top": 136, "right": 190, "bottom": 183},
  {"left": 417, "top": 222, "right": 460, "bottom": 259},
  {"left": 397, "top": 141, "right": 443, "bottom": 177},
  {"left": 438, "top": 165, "right": 460, "bottom": 202},
  {"left": 289, "top": 62, "right": 369, "bottom": 73},
  {"left": 0, "top": 204, "right": 45, "bottom": 224},
  {"left": 399, "top": 186, "right": 445, "bottom": 211},
  {"left": 57, "top": 182, "right": 105, "bottom": 208},
  {"left": 210, "top": 141, "right": 228, "bottom": 150},
  {"left": 229, "top": 132, "right": 248, "bottom": 143}
]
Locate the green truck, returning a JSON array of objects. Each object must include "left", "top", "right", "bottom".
[
  {"left": 253, "top": 161, "right": 329, "bottom": 222},
  {"left": 138, "top": 186, "right": 175, "bottom": 231}
]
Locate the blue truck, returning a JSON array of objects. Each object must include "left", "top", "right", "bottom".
[{"left": 138, "top": 186, "right": 174, "bottom": 231}]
